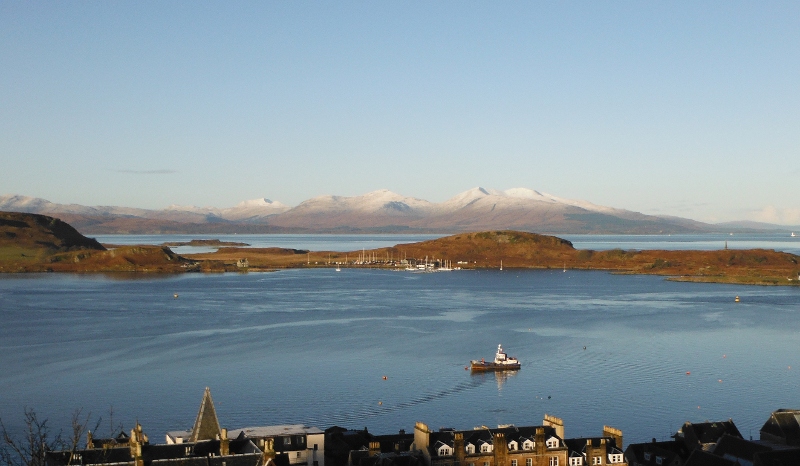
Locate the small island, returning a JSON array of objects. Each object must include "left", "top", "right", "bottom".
[{"left": 1, "top": 211, "right": 799, "bottom": 286}]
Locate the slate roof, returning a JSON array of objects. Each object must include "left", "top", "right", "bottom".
[
  {"left": 624, "top": 440, "right": 690, "bottom": 466},
  {"left": 563, "top": 437, "right": 622, "bottom": 456},
  {"left": 45, "top": 447, "right": 133, "bottom": 466},
  {"left": 678, "top": 420, "right": 742, "bottom": 450},
  {"left": 760, "top": 409, "right": 800, "bottom": 446},
  {"left": 428, "top": 426, "right": 559, "bottom": 458},
  {"left": 45, "top": 439, "right": 262, "bottom": 466},
  {"left": 712, "top": 434, "right": 772, "bottom": 463},
  {"left": 753, "top": 448, "right": 800, "bottom": 466},
  {"left": 684, "top": 449, "right": 738, "bottom": 466},
  {"left": 231, "top": 425, "right": 324, "bottom": 438}
]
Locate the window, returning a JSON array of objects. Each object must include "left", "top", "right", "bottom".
[
  {"left": 466, "top": 444, "right": 475, "bottom": 454},
  {"left": 483, "top": 462, "right": 489, "bottom": 466},
  {"left": 296, "top": 452, "right": 301, "bottom": 458},
  {"left": 523, "top": 441, "right": 534, "bottom": 451},
  {"left": 481, "top": 444, "right": 491, "bottom": 453},
  {"left": 469, "top": 463, "right": 474, "bottom": 466},
  {"left": 593, "top": 457, "right": 601, "bottom": 465},
  {"left": 549, "top": 458, "right": 558, "bottom": 466},
  {"left": 546, "top": 438, "right": 559, "bottom": 448},
  {"left": 313, "top": 444, "right": 318, "bottom": 451},
  {"left": 284, "top": 437, "right": 292, "bottom": 446},
  {"left": 527, "top": 458, "right": 533, "bottom": 466},
  {"left": 643, "top": 453, "right": 651, "bottom": 461},
  {"left": 655, "top": 457, "right": 662, "bottom": 466},
  {"left": 512, "top": 459, "right": 518, "bottom": 466}
]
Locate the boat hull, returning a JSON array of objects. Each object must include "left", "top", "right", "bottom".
[{"left": 470, "top": 361, "right": 521, "bottom": 372}]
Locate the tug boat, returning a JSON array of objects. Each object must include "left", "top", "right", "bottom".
[{"left": 470, "top": 344, "right": 521, "bottom": 372}]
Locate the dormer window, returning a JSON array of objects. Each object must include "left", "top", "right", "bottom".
[
  {"left": 643, "top": 453, "right": 651, "bottom": 461},
  {"left": 481, "top": 443, "right": 492, "bottom": 453},
  {"left": 438, "top": 446, "right": 453, "bottom": 457},
  {"left": 466, "top": 444, "right": 475, "bottom": 454},
  {"left": 546, "top": 437, "right": 559, "bottom": 448},
  {"left": 523, "top": 440, "right": 534, "bottom": 451},
  {"left": 508, "top": 441, "right": 518, "bottom": 451},
  {"left": 655, "top": 457, "right": 663, "bottom": 465}
]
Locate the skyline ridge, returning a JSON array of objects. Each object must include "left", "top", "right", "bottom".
[{"left": 2, "top": 187, "right": 798, "bottom": 233}]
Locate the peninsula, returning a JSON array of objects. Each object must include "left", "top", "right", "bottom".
[{"left": 1, "top": 211, "right": 798, "bottom": 285}]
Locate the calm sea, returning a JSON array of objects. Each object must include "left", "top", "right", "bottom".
[
  {"left": 1, "top": 234, "right": 800, "bottom": 446},
  {"left": 91, "top": 233, "right": 800, "bottom": 256}
]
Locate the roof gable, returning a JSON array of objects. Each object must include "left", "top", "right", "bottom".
[{"left": 190, "top": 387, "right": 221, "bottom": 442}]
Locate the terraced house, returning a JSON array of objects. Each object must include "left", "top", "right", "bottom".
[{"left": 412, "top": 416, "right": 625, "bottom": 466}]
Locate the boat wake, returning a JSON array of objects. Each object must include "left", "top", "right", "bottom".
[{"left": 310, "top": 376, "right": 488, "bottom": 427}]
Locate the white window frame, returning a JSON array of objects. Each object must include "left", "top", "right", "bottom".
[{"left": 523, "top": 440, "right": 534, "bottom": 451}]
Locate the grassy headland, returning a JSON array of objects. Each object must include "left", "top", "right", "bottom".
[
  {"left": 188, "top": 230, "right": 800, "bottom": 285},
  {"left": 1, "top": 212, "right": 798, "bottom": 285}
]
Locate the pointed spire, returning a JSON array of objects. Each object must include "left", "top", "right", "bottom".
[{"left": 190, "top": 387, "right": 221, "bottom": 442}]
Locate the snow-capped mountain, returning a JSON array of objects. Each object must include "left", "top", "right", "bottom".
[{"left": 0, "top": 188, "right": 714, "bottom": 234}]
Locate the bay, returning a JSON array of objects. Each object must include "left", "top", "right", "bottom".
[{"left": 2, "top": 265, "right": 799, "bottom": 446}]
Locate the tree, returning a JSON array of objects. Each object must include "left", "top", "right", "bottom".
[{"left": 0, "top": 408, "right": 101, "bottom": 466}]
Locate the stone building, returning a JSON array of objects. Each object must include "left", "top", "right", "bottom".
[
  {"left": 166, "top": 388, "right": 325, "bottom": 466},
  {"left": 412, "top": 416, "right": 625, "bottom": 466},
  {"left": 46, "top": 422, "right": 263, "bottom": 466}
]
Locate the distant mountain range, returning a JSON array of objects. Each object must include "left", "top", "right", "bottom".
[{"left": 0, "top": 189, "right": 794, "bottom": 235}]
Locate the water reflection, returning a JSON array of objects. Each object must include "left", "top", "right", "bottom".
[{"left": 468, "top": 370, "right": 519, "bottom": 392}]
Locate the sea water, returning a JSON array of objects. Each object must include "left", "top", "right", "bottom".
[
  {"left": 91, "top": 233, "right": 800, "bottom": 255},
  {"left": 1, "top": 265, "right": 799, "bottom": 445}
]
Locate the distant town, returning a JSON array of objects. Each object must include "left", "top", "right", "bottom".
[{"left": 34, "top": 388, "right": 800, "bottom": 466}]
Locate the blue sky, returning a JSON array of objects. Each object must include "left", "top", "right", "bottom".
[{"left": 2, "top": 2, "right": 798, "bottom": 223}]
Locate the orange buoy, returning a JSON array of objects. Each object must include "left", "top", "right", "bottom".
[
  {"left": 686, "top": 371, "right": 691, "bottom": 375},
  {"left": 382, "top": 376, "right": 387, "bottom": 380}
]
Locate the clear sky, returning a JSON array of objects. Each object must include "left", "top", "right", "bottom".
[{"left": 1, "top": 2, "right": 798, "bottom": 224}]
